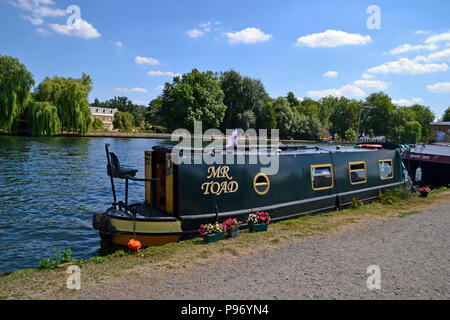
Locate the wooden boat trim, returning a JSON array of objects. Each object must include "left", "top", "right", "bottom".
[
  {"left": 348, "top": 161, "right": 368, "bottom": 185},
  {"left": 378, "top": 159, "right": 394, "bottom": 180},
  {"left": 310, "top": 164, "right": 334, "bottom": 191}
]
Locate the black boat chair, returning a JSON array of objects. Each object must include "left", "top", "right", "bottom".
[{"left": 105, "top": 144, "right": 159, "bottom": 214}]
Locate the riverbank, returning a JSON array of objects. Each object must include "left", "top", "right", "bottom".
[
  {"left": 1, "top": 188, "right": 448, "bottom": 300},
  {"left": 0, "top": 131, "right": 330, "bottom": 144}
]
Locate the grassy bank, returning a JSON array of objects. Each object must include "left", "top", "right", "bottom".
[{"left": 1, "top": 188, "right": 449, "bottom": 300}]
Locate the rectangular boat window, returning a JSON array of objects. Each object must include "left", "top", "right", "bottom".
[
  {"left": 349, "top": 161, "right": 367, "bottom": 185},
  {"left": 311, "top": 164, "right": 334, "bottom": 191},
  {"left": 379, "top": 159, "right": 393, "bottom": 180}
]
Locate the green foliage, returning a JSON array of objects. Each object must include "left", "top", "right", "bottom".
[
  {"left": 380, "top": 187, "right": 411, "bottom": 205},
  {"left": 2, "top": 53, "right": 440, "bottom": 141},
  {"left": 261, "top": 103, "right": 277, "bottom": 130},
  {"left": 145, "top": 98, "right": 164, "bottom": 126},
  {"left": 91, "top": 118, "right": 105, "bottom": 130},
  {"left": 0, "top": 55, "right": 35, "bottom": 133},
  {"left": 272, "top": 97, "right": 298, "bottom": 138},
  {"left": 113, "top": 111, "right": 134, "bottom": 131},
  {"left": 351, "top": 197, "right": 363, "bottom": 208},
  {"left": 220, "top": 70, "right": 269, "bottom": 130},
  {"left": 344, "top": 128, "right": 357, "bottom": 141},
  {"left": 159, "top": 69, "right": 227, "bottom": 131},
  {"left": 38, "top": 249, "right": 72, "bottom": 269},
  {"left": 89, "top": 250, "right": 127, "bottom": 264},
  {"left": 28, "top": 101, "right": 61, "bottom": 136},
  {"left": 33, "top": 74, "right": 93, "bottom": 134},
  {"left": 322, "top": 96, "right": 358, "bottom": 139},
  {"left": 286, "top": 92, "right": 300, "bottom": 108},
  {"left": 409, "top": 104, "right": 434, "bottom": 141},
  {"left": 402, "top": 121, "right": 422, "bottom": 144},
  {"left": 443, "top": 107, "right": 450, "bottom": 122},
  {"left": 362, "top": 92, "right": 396, "bottom": 136}
]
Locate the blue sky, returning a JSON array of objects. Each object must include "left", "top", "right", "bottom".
[{"left": 1, "top": 0, "right": 449, "bottom": 118}]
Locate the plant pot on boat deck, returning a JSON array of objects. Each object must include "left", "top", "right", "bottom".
[
  {"left": 247, "top": 212, "right": 271, "bottom": 233},
  {"left": 418, "top": 186, "right": 431, "bottom": 198},
  {"left": 199, "top": 222, "right": 226, "bottom": 244},
  {"left": 249, "top": 223, "right": 269, "bottom": 233},
  {"left": 224, "top": 218, "right": 242, "bottom": 238},
  {"left": 204, "top": 232, "right": 225, "bottom": 243}
]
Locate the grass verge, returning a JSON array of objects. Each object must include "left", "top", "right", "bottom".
[{"left": 1, "top": 188, "right": 449, "bottom": 299}]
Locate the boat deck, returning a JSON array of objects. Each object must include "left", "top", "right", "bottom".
[{"left": 109, "top": 203, "right": 178, "bottom": 221}]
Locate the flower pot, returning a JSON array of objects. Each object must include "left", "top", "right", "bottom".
[
  {"left": 227, "top": 229, "right": 239, "bottom": 238},
  {"left": 204, "top": 232, "right": 225, "bottom": 243},
  {"left": 249, "top": 223, "right": 269, "bottom": 233},
  {"left": 420, "top": 191, "right": 429, "bottom": 198}
]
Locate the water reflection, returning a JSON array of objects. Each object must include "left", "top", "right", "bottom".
[{"left": 0, "top": 136, "right": 164, "bottom": 273}]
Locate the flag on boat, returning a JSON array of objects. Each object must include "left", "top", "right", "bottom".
[{"left": 227, "top": 129, "right": 238, "bottom": 148}]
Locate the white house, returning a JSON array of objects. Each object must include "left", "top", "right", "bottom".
[{"left": 90, "top": 107, "right": 118, "bottom": 130}]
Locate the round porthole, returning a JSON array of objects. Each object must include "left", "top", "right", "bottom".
[{"left": 254, "top": 173, "right": 270, "bottom": 195}]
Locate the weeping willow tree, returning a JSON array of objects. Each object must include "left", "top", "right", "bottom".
[
  {"left": 0, "top": 55, "right": 35, "bottom": 133},
  {"left": 33, "top": 73, "right": 92, "bottom": 134},
  {"left": 28, "top": 101, "right": 61, "bottom": 136}
]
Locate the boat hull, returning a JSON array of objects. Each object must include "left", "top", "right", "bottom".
[
  {"left": 93, "top": 211, "right": 184, "bottom": 247},
  {"left": 94, "top": 144, "right": 405, "bottom": 248}
]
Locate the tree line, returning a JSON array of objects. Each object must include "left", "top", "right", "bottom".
[
  {"left": 145, "top": 69, "right": 443, "bottom": 144},
  {"left": 1, "top": 55, "right": 448, "bottom": 143},
  {"left": 0, "top": 54, "right": 92, "bottom": 135}
]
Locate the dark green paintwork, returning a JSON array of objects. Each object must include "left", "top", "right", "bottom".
[{"left": 173, "top": 148, "right": 402, "bottom": 224}]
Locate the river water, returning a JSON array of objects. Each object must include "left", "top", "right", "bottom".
[{"left": 0, "top": 136, "right": 166, "bottom": 273}]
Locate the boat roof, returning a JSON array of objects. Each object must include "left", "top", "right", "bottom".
[
  {"left": 408, "top": 143, "right": 450, "bottom": 157},
  {"left": 152, "top": 143, "right": 398, "bottom": 155}
]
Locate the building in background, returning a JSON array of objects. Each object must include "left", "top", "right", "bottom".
[
  {"left": 90, "top": 107, "right": 118, "bottom": 130},
  {"left": 430, "top": 122, "right": 450, "bottom": 142}
]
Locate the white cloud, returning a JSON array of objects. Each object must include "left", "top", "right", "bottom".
[
  {"left": 135, "top": 56, "right": 159, "bottom": 65},
  {"left": 35, "top": 27, "right": 50, "bottom": 36},
  {"left": 427, "top": 82, "right": 450, "bottom": 93},
  {"left": 392, "top": 97, "right": 424, "bottom": 106},
  {"left": 200, "top": 21, "right": 212, "bottom": 32},
  {"left": 361, "top": 73, "right": 374, "bottom": 79},
  {"left": 115, "top": 87, "right": 147, "bottom": 93},
  {"left": 148, "top": 71, "right": 180, "bottom": 77},
  {"left": 9, "top": 0, "right": 55, "bottom": 11},
  {"left": 225, "top": 27, "right": 272, "bottom": 44},
  {"left": 21, "top": 14, "right": 44, "bottom": 25},
  {"left": 295, "top": 30, "right": 371, "bottom": 47},
  {"left": 324, "top": 71, "right": 338, "bottom": 78},
  {"left": 109, "top": 40, "right": 122, "bottom": 48},
  {"left": 414, "top": 30, "right": 430, "bottom": 35},
  {"left": 353, "top": 80, "right": 389, "bottom": 91},
  {"left": 186, "top": 28, "right": 205, "bottom": 38},
  {"left": 390, "top": 43, "right": 437, "bottom": 55},
  {"left": 367, "top": 57, "right": 448, "bottom": 74},
  {"left": 307, "top": 84, "right": 366, "bottom": 99},
  {"left": 425, "top": 32, "right": 450, "bottom": 44},
  {"left": 48, "top": 19, "right": 101, "bottom": 39},
  {"left": 33, "top": 5, "right": 65, "bottom": 17},
  {"left": 426, "top": 48, "right": 450, "bottom": 62}
]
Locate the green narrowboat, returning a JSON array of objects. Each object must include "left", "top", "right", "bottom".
[{"left": 93, "top": 143, "right": 404, "bottom": 247}]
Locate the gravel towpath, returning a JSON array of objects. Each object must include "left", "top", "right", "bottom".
[{"left": 71, "top": 202, "right": 450, "bottom": 300}]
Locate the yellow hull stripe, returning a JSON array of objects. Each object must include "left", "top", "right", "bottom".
[
  {"left": 110, "top": 217, "right": 182, "bottom": 234},
  {"left": 111, "top": 234, "right": 180, "bottom": 247}
]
